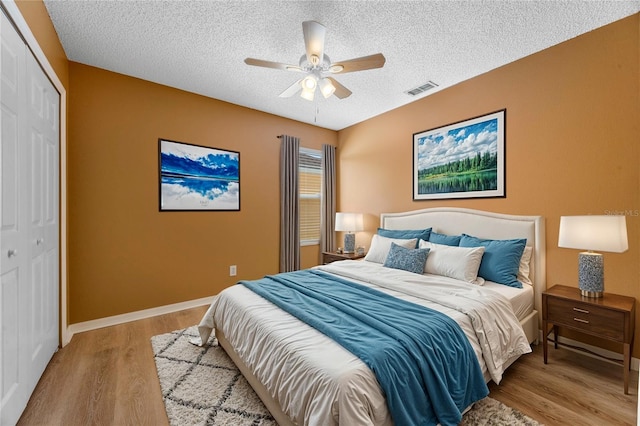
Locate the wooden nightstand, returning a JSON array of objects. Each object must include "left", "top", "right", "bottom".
[
  {"left": 542, "top": 284, "right": 635, "bottom": 394},
  {"left": 322, "top": 251, "right": 365, "bottom": 265}
]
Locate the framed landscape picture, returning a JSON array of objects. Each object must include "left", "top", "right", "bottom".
[
  {"left": 159, "top": 139, "right": 240, "bottom": 211},
  {"left": 413, "top": 109, "right": 505, "bottom": 200}
]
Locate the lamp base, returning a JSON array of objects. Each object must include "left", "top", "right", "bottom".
[
  {"left": 578, "top": 252, "right": 604, "bottom": 298},
  {"left": 343, "top": 233, "right": 355, "bottom": 253},
  {"left": 580, "top": 289, "right": 603, "bottom": 298}
]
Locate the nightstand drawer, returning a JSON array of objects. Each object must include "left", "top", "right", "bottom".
[
  {"left": 322, "top": 251, "right": 366, "bottom": 265},
  {"left": 547, "top": 297, "right": 625, "bottom": 341},
  {"left": 323, "top": 253, "right": 347, "bottom": 264}
]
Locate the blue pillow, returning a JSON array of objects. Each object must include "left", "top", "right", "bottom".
[
  {"left": 377, "top": 227, "right": 431, "bottom": 248},
  {"left": 429, "top": 231, "right": 462, "bottom": 246},
  {"left": 459, "top": 234, "right": 526, "bottom": 288},
  {"left": 383, "top": 243, "right": 430, "bottom": 275}
]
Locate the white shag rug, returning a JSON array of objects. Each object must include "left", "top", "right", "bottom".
[{"left": 151, "top": 327, "right": 541, "bottom": 426}]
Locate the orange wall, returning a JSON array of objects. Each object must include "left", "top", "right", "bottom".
[
  {"left": 338, "top": 15, "right": 640, "bottom": 352},
  {"left": 67, "top": 63, "right": 336, "bottom": 323}
]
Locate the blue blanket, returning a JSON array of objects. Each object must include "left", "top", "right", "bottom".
[{"left": 241, "top": 269, "right": 488, "bottom": 426}]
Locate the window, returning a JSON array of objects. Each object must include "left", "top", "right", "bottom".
[{"left": 299, "top": 147, "right": 322, "bottom": 246}]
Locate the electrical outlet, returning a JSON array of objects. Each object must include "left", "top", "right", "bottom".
[{"left": 229, "top": 265, "right": 237, "bottom": 276}]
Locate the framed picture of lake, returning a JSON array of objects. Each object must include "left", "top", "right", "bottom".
[
  {"left": 413, "top": 109, "right": 505, "bottom": 201},
  {"left": 159, "top": 139, "right": 240, "bottom": 211}
]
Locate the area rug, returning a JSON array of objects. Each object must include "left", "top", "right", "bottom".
[{"left": 152, "top": 327, "right": 541, "bottom": 426}]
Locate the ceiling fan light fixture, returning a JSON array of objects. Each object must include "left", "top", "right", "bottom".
[
  {"left": 329, "top": 64, "right": 344, "bottom": 73},
  {"left": 300, "top": 88, "right": 315, "bottom": 101},
  {"left": 319, "top": 78, "right": 336, "bottom": 98},
  {"left": 301, "top": 75, "right": 317, "bottom": 91}
]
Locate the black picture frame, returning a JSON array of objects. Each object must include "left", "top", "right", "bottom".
[
  {"left": 413, "top": 109, "right": 506, "bottom": 200},
  {"left": 159, "top": 138, "right": 240, "bottom": 211}
]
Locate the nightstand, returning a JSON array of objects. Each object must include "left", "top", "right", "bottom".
[
  {"left": 542, "top": 284, "right": 635, "bottom": 394},
  {"left": 322, "top": 251, "right": 365, "bottom": 265}
]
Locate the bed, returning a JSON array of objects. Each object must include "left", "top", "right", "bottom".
[{"left": 196, "top": 207, "right": 546, "bottom": 425}]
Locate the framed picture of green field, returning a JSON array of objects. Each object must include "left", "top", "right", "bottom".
[{"left": 413, "top": 109, "right": 505, "bottom": 201}]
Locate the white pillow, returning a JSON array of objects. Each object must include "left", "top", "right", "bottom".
[
  {"left": 518, "top": 246, "right": 533, "bottom": 286},
  {"left": 364, "top": 235, "right": 418, "bottom": 264},
  {"left": 419, "top": 240, "right": 485, "bottom": 285}
]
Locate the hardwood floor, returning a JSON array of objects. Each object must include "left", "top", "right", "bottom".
[
  {"left": 17, "top": 305, "right": 208, "bottom": 426},
  {"left": 18, "top": 306, "right": 638, "bottom": 425},
  {"left": 490, "top": 343, "right": 638, "bottom": 426}
]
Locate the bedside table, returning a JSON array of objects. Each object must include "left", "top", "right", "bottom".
[
  {"left": 542, "top": 284, "right": 635, "bottom": 394},
  {"left": 322, "top": 251, "right": 365, "bottom": 265}
]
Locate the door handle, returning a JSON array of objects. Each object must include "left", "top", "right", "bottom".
[{"left": 7, "top": 249, "right": 18, "bottom": 258}]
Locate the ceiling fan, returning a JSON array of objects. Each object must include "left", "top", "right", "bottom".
[{"left": 244, "top": 20, "right": 386, "bottom": 101}]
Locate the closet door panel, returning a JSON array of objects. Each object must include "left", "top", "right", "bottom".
[
  {"left": 0, "top": 7, "right": 24, "bottom": 275},
  {"left": 25, "top": 46, "right": 58, "bottom": 387},
  {"left": 29, "top": 130, "right": 43, "bottom": 256},
  {"left": 0, "top": 11, "right": 30, "bottom": 425}
]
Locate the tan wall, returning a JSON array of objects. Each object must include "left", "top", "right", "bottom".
[
  {"left": 68, "top": 63, "right": 336, "bottom": 323},
  {"left": 338, "top": 15, "right": 640, "bottom": 353}
]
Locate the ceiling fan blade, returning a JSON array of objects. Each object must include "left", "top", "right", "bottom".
[
  {"left": 245, "top": 58, "right": 303, "bottom": 72},
  {"left": 330, "top": 53, "right": 386, "bottom": 74},
  {"left": 279, "top": 79, "right": 303, "bottom": 98},
  {"left": 326, "top": 77, "right": 352, "bottom": 99},
  {"left": 302, "top": 21, "right": 326, "bottom": 66}
]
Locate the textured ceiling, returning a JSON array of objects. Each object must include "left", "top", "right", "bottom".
[{"left": 44, "top": 1, "right": 640, "bottom": 130}]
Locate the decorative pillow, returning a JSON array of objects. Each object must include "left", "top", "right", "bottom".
[
  {"left": 459, "top": 234, "right": 527, "bottom": 288},
  {"left": 518, "top": 246, "right": 533, "bottom": 286},
  {"left": 419, "top": 240, "right": 485, "bottom": 284},
  {"left": 364, "top": 235, "right": 418, "bottom": 264},
  {"left": 383, "top": 243, "right": 430, "bottom": 274},
  {"left": 428, "top": 231, "right": 462, "bottom": 246},
  {"left": 377, "top": 227, "right": 431, "bottom": 248}
]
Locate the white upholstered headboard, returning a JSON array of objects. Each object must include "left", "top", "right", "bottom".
[{"left": 380, "top": 207, "right": 546, "bottom": 329}]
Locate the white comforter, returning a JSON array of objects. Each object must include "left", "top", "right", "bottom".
[{"left": 197, "top": 261, "right": 531, "bottom": 425}]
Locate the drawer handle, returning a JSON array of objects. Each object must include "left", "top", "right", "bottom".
[
  {"left": 573, "top": 307, "right": 589, "bottom": 314},
  {"left": 573, "top": 317, "right": 589, "bottom": 324}
]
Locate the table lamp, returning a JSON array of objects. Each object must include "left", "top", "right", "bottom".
[
  {"left": 558, "top": 215, "right": 628, "bottom": 297},
  {"left": 335, "top": 212, "right": 364, "bottom": 254}
]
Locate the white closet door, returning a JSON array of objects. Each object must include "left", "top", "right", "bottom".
[
  {"left": 25, "top": 39, "right": 59, "bottom": 391},
  {"left": 0, "top": 10, "right": 59, "bottom": 425},
  {"left": 1, "top": 10, "right": 29, "bottom": 425}
]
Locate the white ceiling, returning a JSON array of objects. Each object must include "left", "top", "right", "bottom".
[{"left": 44, "top": 1, "right": 640, "bottom": 131}]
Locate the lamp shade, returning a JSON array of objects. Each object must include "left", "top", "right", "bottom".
[
  {"left": 558, "top": 215, "right": 628, "bottom": 253},
  {"left": 335, "top": 212, "right": 364, "bottom": 232}
]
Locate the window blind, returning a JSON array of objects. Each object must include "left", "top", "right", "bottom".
[{"left": 299, "top": 147, "right": 322, "bottom": 246}]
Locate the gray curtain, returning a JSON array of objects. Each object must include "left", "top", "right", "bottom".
[
  {"left": 320, "top": 144, "right": 337, "bottom": 258},
  {"left": 279, "top": 135, "right": 300, "bottom": 272}
]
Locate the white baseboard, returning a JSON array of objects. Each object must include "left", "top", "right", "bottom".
[
  {"left": 63, "top": 295, "right": 215, "bottom": 346},
  {"left": 540, "top": 330, "right": 639, "bottom": 371}
]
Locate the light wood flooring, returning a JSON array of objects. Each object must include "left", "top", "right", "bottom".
[{"left": 18, "top": 306, "right": 638, "bottom": 425}]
